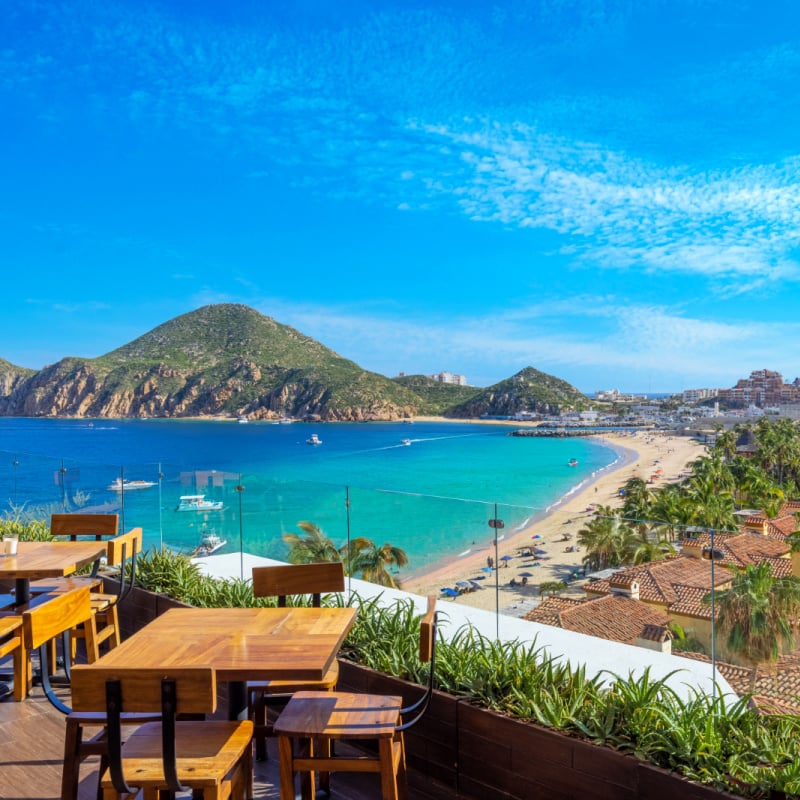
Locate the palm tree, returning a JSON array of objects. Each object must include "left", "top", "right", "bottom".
[
  {"left": 625, "top": 529, "right": 676, "bottom": 566},
  {"left": 343, "top": 537, "right": 409, "bottom": 588},
  {"left": 577, "top": 507, "right": 637, "bottom": 570},
  {"left": 708, "top": 562, "right": 800, "bottom": 692},
  {"left": 620, "top": 477, "right": 652, "bottom": 523},
  {"left": 282, "top": 521, "right": 342, "bottom": 564},
  {"left": 539, "top": 580, "right": 568, "bottom": 597}
]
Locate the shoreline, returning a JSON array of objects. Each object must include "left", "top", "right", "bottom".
[{"left": 400, "top": 430, "right": 706, "bottom": 612}]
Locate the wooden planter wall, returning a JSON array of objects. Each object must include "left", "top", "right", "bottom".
[{"left": 112, "top": 582, "right": 748, "bottom": 800}]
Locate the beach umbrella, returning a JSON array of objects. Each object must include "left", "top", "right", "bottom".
[
  {"left": 534, "top": 548, "right": 547, "bottom": 555},
  {"left": 518, "top": 571, "right": 534, "bottom": 578},
  {"left": 472, "top": 574, "right": 486, "bottom": 580},
  {"left": 455, "top": 580, "right": 470, "bottom": 588},
  {"left": 531, "top": 534, "right": 542, "bottom": 539},
  {"left": 500, "top": 555, "right": 513, "bottom": 562},
  {"left": 468, "top": 579, "right": 486, "bottom": 590},
  {"left": 481, "top": 567, "right": 493, "bottom": 573},
  {"left": 440, "top": 587, "right": 459, "bottom": 598}
]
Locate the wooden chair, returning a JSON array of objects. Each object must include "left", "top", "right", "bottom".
[
  {"left": 248, "top": 562, "right": 345, "bottom": 762},
  {"left": 21, "top": 585, "right": 99, "bottom": 713},
  {"left": 72, "top": 526, "right": 142, "bottom": 658},
  {"left": 0, "top": 615, "right": 24, "bottom": 702},
  {"left": 273, "top": 596, "right": 438, "bottom": 800},
  {"left": 70, "top": 665, "right": 254, "bottom": 800}
]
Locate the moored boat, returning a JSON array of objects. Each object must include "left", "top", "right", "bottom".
[
  {"left": 176, "top": 494, "right": 224, "bottom": 512},
  {"left": 191, "top": 530, "right": 227, "bottom": 557},
  {"left": 306, "top": 433, "right": 322, "bottom": 445}
]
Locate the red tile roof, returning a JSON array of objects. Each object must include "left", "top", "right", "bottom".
[
  {"left": 524, "top": 594, "right": 670, "bottom": 645},
  {"left": 585, "top": 556, "right": 732, "bottom": 606}
]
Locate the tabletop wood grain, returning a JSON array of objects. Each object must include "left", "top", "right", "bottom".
[
  {"left": 90, "top": 606, "right": 358, "bottom": 682},
  {"left": 0, "top": 540, "right": 107, "bottom": 579}
]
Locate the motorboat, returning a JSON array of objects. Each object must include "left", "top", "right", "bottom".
[
  {"left": 191, "top": 531, "right": 227, "bottom": 557},
  {"left": 568, "top": 458, "right": 579, "bottom": 467},
  {"left": 307, "top": 433, "right": 322, "bottom": 445},
  {"left": 401, "top": 438, "right": 411, "bottom": 446},
  {"left": 107, "top": 478, "right": 156, "bottom": 492},
  {"left": 176, "top": 494, "right": 224, "bottom": 512}
]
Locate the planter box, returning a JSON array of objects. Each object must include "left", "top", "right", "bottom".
[
  {"left": 116, "top": 588, "right": 747, "bottom": 800},
  {"left": 339, "top": 661, "right": 745, "bottom": 800}
]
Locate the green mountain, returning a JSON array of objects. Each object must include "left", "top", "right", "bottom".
[
  {"left": 0, "top": 305, "right": 420, "bottom": 420},
  {"left": 444, "top": 367, "right": 589, "bottom": 417}
]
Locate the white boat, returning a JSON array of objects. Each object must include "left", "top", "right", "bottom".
[
  {"left": 401, "top": 438, "right": 411, "bottom": 446},
  {"left": 176, "top": 494, "right": 224, "bottom": 512},
  {"left": 107, "top": 478, "right": 156, "bottom": 492},
  {"left": 237, "top": 417, "right": 249, "bottom": 424},
  {"left": 191, "top": 531, "right": 227, "bottom": 557},
  {"left": 307, "top": 433, "right": 322, "bottom": 445},
  {"left": 279, "top": 417, "right": 294, "bottom": 424}
]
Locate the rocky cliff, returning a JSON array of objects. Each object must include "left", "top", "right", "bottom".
[{"left": 0, "top": 305, "right": 419, "bottom": 420}]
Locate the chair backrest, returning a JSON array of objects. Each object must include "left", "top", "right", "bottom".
[
  {"left": 22, "top": 584, "right": 93, "bottom": 651},
  {"left": 51, "top": 513, "right": 119, "bottom": 541},
  {"left": 398, "top": 596, "right": 438, "bottom": 732},
  {"left": 71, "top": 665, "right": 215, "bottom": 794},
  {"left": 105, "top": 527, "right": 143, "bottom": 603},
  {"left": 71, "top": 664, "right": 216, "bottom": 715},
  {"left": 252, "top": 562, "right": 345, "bottom": 607}
]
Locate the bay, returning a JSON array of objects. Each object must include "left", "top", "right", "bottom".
[{"left": 0, "top": 418, "right": 619, "bottom": 577}]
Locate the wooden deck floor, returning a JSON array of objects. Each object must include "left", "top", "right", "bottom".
[{"left": 0, "top": 684, "right": 457, "bottom": 800}]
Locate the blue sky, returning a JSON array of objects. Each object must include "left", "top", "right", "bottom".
[{"left": 3, "top": 0, "right": 800, "bottom": 393}]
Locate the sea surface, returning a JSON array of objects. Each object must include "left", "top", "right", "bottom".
[{"left": 0, "top": 418, "right": 621, "bottom": 578}]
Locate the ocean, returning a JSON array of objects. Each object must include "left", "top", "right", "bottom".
[{"left": 0, "top": 418, "right": 620, "bottom": 578}]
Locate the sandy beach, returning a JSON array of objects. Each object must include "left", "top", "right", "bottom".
[{"left": 400, "top": 430, "right": 707, "bottom": 613}]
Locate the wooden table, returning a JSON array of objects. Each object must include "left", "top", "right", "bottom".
[
  {"left": 88, "top": 606, "right": 358, "bottom": 718},
  {"left": 0, "top": 540, "right": 107, "bottom": 606}
]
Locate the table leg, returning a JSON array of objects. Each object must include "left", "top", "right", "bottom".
[
  {"left": 15, "top": 578, "right": 30, "bottom": 607},
  {"left": 229, "top": 680, "right": 248, "bottom": 721}
]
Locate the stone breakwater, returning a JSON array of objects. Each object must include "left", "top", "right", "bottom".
[{"left": 508, "top": 427, "right": 640, "bottom": 438}]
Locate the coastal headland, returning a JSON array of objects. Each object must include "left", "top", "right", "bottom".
[{"left": 400, "top": 429, "right": 707, "bottom": 613}]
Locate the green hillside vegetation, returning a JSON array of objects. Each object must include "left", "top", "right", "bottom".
[
  {"left": 392, "top": 374, "right": 481, "bottom": 415},
  {"left": 446, "top": 366, "right": 589, "bottom": 417}
]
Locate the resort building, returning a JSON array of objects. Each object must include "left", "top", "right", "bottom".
[{"left": 429, "top": 371, "right": 467, "bottom": 385}]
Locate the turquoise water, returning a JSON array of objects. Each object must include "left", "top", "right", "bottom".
[{"left": 0, "top": 418, "right": 620, "bottom": 577}]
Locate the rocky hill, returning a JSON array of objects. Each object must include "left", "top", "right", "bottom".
[
  {"left": 444, "top": 366, "right": 589, "bottom": 417},
  {"left": 0, "top": 305, "right": 419, "bottom": 421},
  {"left": 0, "top": 306, "right": 590, "bottom": 420}
]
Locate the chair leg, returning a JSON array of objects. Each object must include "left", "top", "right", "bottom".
[
  {"left": 378, "top": 737, "right": 400, "bottom": 800},
  {"left": 396, "top": 731, "right": 408, "bottom": 800},
  {"left": 61, "top": 716, "right": 84, "bottom": 800},
  {"left": 277, "top": 736, "right": 296, "bottom": 800}
]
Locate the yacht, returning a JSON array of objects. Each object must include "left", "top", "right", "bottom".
[
  {"left": 176, "top": 494, "right": 224, "bottom": 512},
  {"left": 191, "top": 531, "right": 227, "bottom": 557},
  {"left": 306, "top": 433, "right": 322, "bottom": 445},
  {"left": 107, "top": 478, "right": 156, "bottom": 492}
]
